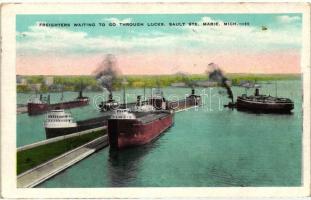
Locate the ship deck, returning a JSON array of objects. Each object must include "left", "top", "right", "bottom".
[
  {"left": 77, "top": 111, "right": 113, "bottom": 125},
  {"left": 238, "top": 95, "right": 293, "bottom": 104},
  {"left": 133, "top": 111, "right": 171, "bottom": 124}
]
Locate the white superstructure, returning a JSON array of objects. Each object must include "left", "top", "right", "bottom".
[
  {"left": 133, "top": 104, "right": 155, "bottom": 112},
  {"left": 44, "top": 109, "right": 77, "bottom": 128},
  {"left": 110, "top": 109, "right": 136, "bottom": 120},
  {"left": 28, "top": 97, "right": 44, "bottom": 104}
]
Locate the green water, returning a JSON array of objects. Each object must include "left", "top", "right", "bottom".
[{"left": 17, "top": 80, "right": 302, "bottom": 187}]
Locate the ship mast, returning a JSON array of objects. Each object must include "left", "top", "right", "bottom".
[
  {"left": 79, "top": 81, "right": 83, "bottom": 98},
  {"left": 151, "top": 88, "right": 153, "bottom": 100},
  {"left": 123, "top": 86, "right": 126, "bottom": 108},
  {"left": 61, "top": 85, "right": 64, "bottom": 101},
  {"left": 122, "top": 79, "right": 128, "bottom": 109},
  {"left": 275, "top": 81, "right": 278, "bottom": 97},
  {"left": 143, "top": 84, "right": 146, "bottom": 102}
]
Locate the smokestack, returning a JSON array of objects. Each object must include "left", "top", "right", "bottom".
[
  {"left": 109, "top": 93, "right": 113, "bottom": 101},
  {"left": 137, "top": 95, "right": 141, "bottom": 106}
]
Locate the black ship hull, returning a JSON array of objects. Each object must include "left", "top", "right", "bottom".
[
  {"left": 45, "top": 115, "right": 109, "bottom": 139},
  {"left": 236, "top": 98, "right": 294, "bottom": 114},
  {"left": 45, "top": 127, "right": 79, "bottom": 139},
  {"left": 167, "top": 95, "right": 201, "bottom": 111}
]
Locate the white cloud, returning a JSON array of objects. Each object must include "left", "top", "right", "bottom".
[
  {"left": 17, "top": 16, "right": 302, "bottom": 57},
  {"left": 16, "top": 23, "right": 178, "bottom": 56},
  {"left": 104, "top": 17, "right": 132, "bottom": 24},
  {"left": 181, "top": 16, "right": 301, "bottom": 51},
  {"left": 277, "top": 15, "right": 301, "bottom": 23}
]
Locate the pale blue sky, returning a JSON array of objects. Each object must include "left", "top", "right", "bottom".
[
  {"left": 16, "top": 14, "right": 303, "bottom": 75},
  {"left": 16, "top": 13, "right": 302, "bottom": 55}
]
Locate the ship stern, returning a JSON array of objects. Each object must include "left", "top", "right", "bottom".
[{"left": 108, "top": 119, "right": 120, "bottom": 148}]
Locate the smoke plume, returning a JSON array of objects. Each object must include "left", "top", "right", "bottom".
[
  {"left": 207, "top": 63, "right": 234, "bottom": 102},
  {"left": 93, "top": 54, "right": 120, "bottom": 94}
]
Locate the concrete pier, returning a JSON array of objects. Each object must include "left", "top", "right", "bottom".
[
  {"left": 17, "top": 126, "right": 106, "bottom": 152},
  {"left": 17, "top": 135, "right": 109, "bottom": 188}
]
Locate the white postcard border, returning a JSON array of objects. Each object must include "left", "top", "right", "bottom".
[{"left": 1, "top": 3, "right": 310, "bottom": 198}]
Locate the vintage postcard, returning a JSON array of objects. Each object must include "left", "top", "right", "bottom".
[{"left": 0, "top": 2, "right": 310, "bottom": 198}]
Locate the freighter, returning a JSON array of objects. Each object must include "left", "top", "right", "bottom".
[
  {"left": 107, "top": 88, "right": 201, "bottom": 149},
  {"left": 43, "top": 94, "right": 147, "bottom": 139},
  {"left": 44, "top": 109, "right": 109, "bottom": 139},
  {"left": 106, "top": 89, "right": 173, "bottom": 149},
  {"left": 228, "top": 87, "right": 294, "bottom": 113},
  {"left": 27, "top": 89, "right": 89, "bottom": 115},
  {"left": 108, "top": 106, "right": 174, "bottom": 149},
  {"left": 99, "top": 90, "right": 149, "bottom": 112},
  {"left": 98, "top": 93, "right": 119, "bottom": 111},
  {"left": 44, "top": 88, "right": 201, "bottom": 140},
  {"left": 167, "top": 88, "right": 202, "bottom": 111}
]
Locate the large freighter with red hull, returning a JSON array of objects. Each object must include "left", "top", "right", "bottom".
[
  {"left": 27, "top": 89, "right": 89, "bottom": 115},
  {"left": 108, "top": 108, "right": 173, "bottom": 149},
  {"left": 108, "top": 88, "right": 200, "bottom": 149},
  {"left": 43, "top": 88, "right": 201, "bottom": 141}
]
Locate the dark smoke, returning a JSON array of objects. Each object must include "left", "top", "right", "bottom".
[
  {"left": 93, "top": 54, "right": 120, "bottom": 94},
  {"left": 207, "top": 63, "right": 234, "bottom": 102}
]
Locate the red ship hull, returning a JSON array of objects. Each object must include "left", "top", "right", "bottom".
[
  {"left": 108, "top": 113, "right": 173, "bottom": 149},
  {"left": 28, "top": 99, "right": 89, "bottom": 115}
]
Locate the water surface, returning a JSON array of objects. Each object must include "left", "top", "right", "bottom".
[{"left": 17, "top": 80, "right": 302, "bottom": 187}]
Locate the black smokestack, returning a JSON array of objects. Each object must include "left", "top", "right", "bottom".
[
  {"left": 93, "top": 54, "right": 120, "bottom": 96},
  {"left": 207, "top": 63, "right": 234, "bottom": 103}
]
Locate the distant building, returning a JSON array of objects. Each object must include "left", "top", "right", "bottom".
[
  {"left": 196, "top": 80, "right": 218, "bottom": 87},
  {"left": 16, "top": 75, "right": 27, "bottom": 85},
  {"left": 44, "top": 76, "right": 54, "bottom": 86},
  {"left": 171, "top": 82, "right": 187, "bottom": 87},
  {"left": 225, "top": 80, "right": 232, "bottom": 86}
]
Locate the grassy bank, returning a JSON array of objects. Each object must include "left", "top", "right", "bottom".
[
  {"left": 17, "top": 130, "right": 105, "bottom": 175},
  {"left": 227, "top": 73, "right": 301, "bottom": 85},
  {"left": 17, "top": 74, "right": 301, "bottom": 93}
]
